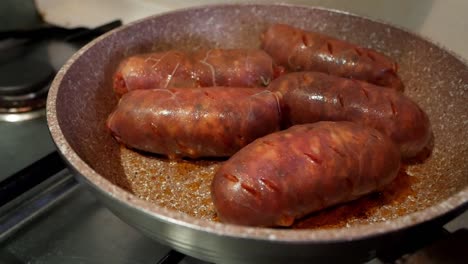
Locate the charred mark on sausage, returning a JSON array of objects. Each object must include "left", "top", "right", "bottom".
[
  {"left": 361, "top": 87, "right": 370, "bottom": 100},
  {"left": 176, "top": 141, "right": 193, "bottom": 155},
  {"left": 241, "top": 182, "right": 260, "bottom": 198},
  {"left": 262, "top": 140, "right": 275, "bottom": 147},
  {"left": 389, "top": 99, "right": 397, "bottom": 117},
  {"left": 330, "top": 145, "right": 346, "bottom": 158},
  {"left": 224, "top": 173, "right": 239, "bottom": 183},
  {"left": 303, "top": 152, "right": 323, "bottom": 165},
  {"left": 302, "top": 34, "right": 309, "bottom": 47},
  {"left": 203, "top": 91, "right": 216, "bottom": 100},
  {"left": 354, "top": 48, "right": 363, "bottom": 56},
  {"left": 338, "top": 94, "right": 345, "bottom": 108},
  {"left": 370, "top": 133, "right": 381, "bottom": 142},
  {"left": 260, "top": 178, "right": 280, "bottom": 192},
  {"left": 327, "top": 42, "right": 333, "bottom": 55}
]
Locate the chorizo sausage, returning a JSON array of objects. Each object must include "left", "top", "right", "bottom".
[
  {"left": 261, "top": 24, "right": 404, "bottom": 91},
  {"left": 268, "top": 72, "right": 431, "bottom": 158},
  {"left": 106, "top": 87, "right": 281, "bottom": 159},
  {"left": 191, "top": 49, "right": 277, "bottom": 87},
  {"left": 211, "top": 121, "right": 401, "bottom": 227},
  {"left": 113, "top": 50, "right": 195, "bottom": 97},
  {"left": 113, "top": 49, "right": 276, "bottom": 97}
]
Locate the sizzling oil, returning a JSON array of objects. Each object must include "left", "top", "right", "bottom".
[
  {"left": 120, "top": 145, "right": 428, "bottom": 229},
  {"left": 293, "top": 168, "right": 418, "bottom": 229}
]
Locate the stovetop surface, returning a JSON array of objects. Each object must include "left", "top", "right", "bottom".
[
  {"left": 1, "top": 179, "right": 466, "bottom": 264},
  {"left": 0, "top": 116, "right": 54, "bottom": 181},
  {"left": 3, "top": 185, "right": 171, "bottom": 264},
  {"left": 0, "top": 181, "right": 210, "bottom": 264}
]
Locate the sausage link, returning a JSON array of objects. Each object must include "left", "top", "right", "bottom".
[
  {"left": 191, "top": 49, "right": 275, "bottom": 87},
  {"left": 261, "top": 24, "right": 404, "bottom": 91},
  {"left": 211, "top": 121, "right": 401, "bottom": 227},
  {"left": 268, "top": 72, "right": 431, "bottom": 158},
  {"left": 113, "top": 49, "right": 276, "bottom": 97},
  {"left": 106, "top": 87, "right": 281, "bottom": 159},
  {"left": 113, "top": 50, "right": 195, "bottom": 97}
]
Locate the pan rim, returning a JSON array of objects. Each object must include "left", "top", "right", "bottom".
[{"left": 46, "top": 3, "right": 468, "bottom": 243}]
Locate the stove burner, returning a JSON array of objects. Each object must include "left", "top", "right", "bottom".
[
  {"left": 0, "top": 56, "right": 55, "bottom": 117},
  {"left": 0, "top": 20, "right": 122, "bottom": 123},
  {"left": 0, "top": 108, "right": 45, "bottom": 122}
]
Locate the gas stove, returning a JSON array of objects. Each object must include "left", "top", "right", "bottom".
[
  {"left": 0, "top": 1, "right": 467, "bottom": 264},
  {"left": 0, "top": 38, "right": 69, "bottom": 179}
]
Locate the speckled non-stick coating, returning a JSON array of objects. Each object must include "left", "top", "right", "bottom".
[{"left": 48, "top": 4, "right": 467, "bottom": 242}]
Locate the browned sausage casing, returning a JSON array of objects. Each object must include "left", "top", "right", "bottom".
[
  {"left": 113, "top": 49, "right": 276, "bottom": 97},
  {"left": 261, "top": 24, "right": 404, "bottom": 91},
  {"left": 106, "top": 87, "right": 281, "bottom": 159},
  {"left": 191, "top": 49, "right": 276, "bottom": 87},
  {"left": 211, "top": 121, "right": 401, "bottom": 227},
  {"left": 113, "top": 51, "right": 195, "bottom": 97},
  {"left": 268, "top": 72, "right": 431, "bottom": 158}
]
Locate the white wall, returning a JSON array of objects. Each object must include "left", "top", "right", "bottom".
[{"left": 35, "top": 0, "right": 468, "bottom": 59}]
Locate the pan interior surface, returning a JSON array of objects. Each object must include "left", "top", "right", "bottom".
[{"left": 50, "top": 5, "right": 468, "bottom": 236}]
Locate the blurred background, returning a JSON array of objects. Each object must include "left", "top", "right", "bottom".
[{"left": 26, "top": 0, "right": 468, "bottom": 59}]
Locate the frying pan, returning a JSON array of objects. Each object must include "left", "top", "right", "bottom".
[{"left": 46, "top": 4, "right": 468, "bottom": 264}]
